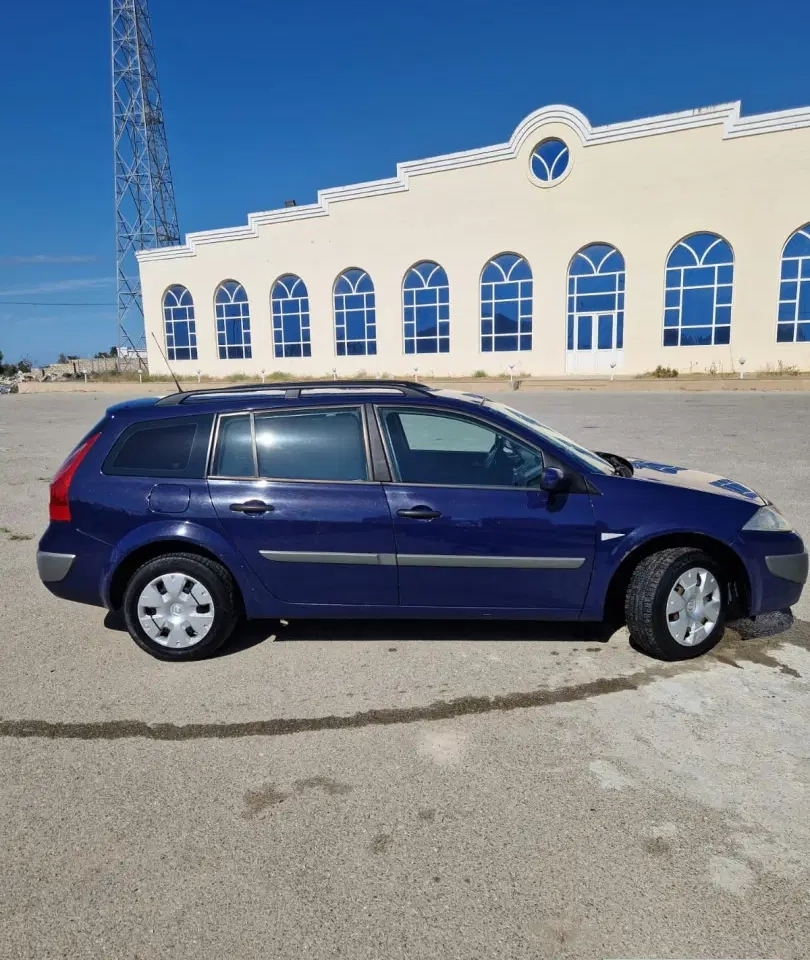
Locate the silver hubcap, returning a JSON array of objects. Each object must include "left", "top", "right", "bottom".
[
  {"left": 137, "top": 573, "right": 215, "bottom": 649},
  {"left": 665, "top": 566, "right": 722, "bottom": 646}
]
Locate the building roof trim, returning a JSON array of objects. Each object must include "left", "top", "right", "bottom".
[{"left": 137, "top": 100, "right": 810, "bottom": 263}]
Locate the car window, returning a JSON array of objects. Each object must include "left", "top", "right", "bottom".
[
  {"left": 378, "top": 408, "right": 543, "bottom": 488},
  {"left": 256, "top": 410, "right": 368, "bottom": 481},
  {"left": 103, "top": 415, "right": 213, "bottom": 478},
  {"left": 397, "top": 412, "right": 494, "bottom": 453},
  {"left": 485, "top": 401, "right": 614, "bottom": 475},
  {"left": 211, "top": 408, "right": 369, "bottom": 482},
  {"left": 212, "top": 415, "right": 255, "bottom": 477}
]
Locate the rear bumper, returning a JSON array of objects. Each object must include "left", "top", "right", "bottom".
[
  {"left": 37, "top": 526, "right": 112, "bottom": 608},
  {"left": 37, "top": 551, "right": 76, "bottom": 583}
]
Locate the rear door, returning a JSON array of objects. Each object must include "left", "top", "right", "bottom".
[
  {"left": 375, "top": 406, "right": 597, "bottom": 614},
  {"left": 208, "top": 405, "right": 398, "bottom": 607}
]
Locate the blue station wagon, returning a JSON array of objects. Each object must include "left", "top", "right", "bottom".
[{"left": 37, "top": 380, "right": 807, "bottom": 661}]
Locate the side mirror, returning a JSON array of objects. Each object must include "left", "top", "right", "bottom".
[{"left": 539, "top": 466, "right": 567, "bottom": 493}]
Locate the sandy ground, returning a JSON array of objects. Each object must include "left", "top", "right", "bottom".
[{"left": 1, "top": 389, "right": 809, "bottom": 960}]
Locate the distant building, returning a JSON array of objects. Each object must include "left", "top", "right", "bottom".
[{"left": 137, "top": 101, "right": 810, "bottom": 378}]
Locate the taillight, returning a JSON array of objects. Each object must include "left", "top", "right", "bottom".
[{"left": 49, "top": 433, "right": 101, "bottom": 522}]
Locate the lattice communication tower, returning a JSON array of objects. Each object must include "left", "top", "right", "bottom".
[{"left": 112, "top": 0, "right": 179, "bottom": 368}]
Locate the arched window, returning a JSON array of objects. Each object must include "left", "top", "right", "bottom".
[
  {"left": 162, "top": 285, "right": 197, "bottom": 361},
  {"left": 215, "top": 280, "right": 252, "bottom": 360},
  {"left": 778, "top": 224, "right": 810, "bottom": 343},
  {"left": 403, "top": 261, "right": 450, "bottom": 354},
  {"left": 334, "top": 268, "right": 376, "bottom": 356},
  {"left": 663, "top": 233, "right": 734, "bottom": 347},
  {"left": 567, "top": 244, "right": 625, "bottom": 354},
  {"left": 271, "top": 275, "right": 312, "bottom": 358},
  {"left": 480, "top": 254, "right": 532, "bottom": 352}
]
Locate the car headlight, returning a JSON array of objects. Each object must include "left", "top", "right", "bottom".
[{"left": 741, "top": 505, "right": 793, "bottom": 533}]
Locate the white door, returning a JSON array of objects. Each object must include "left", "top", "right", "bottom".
[{"left": 566, "top": 312, "right": 624, "bottom": 374}]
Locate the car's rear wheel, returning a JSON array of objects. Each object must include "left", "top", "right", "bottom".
[
  {"left": 122, "top": 553, "right": 238, "bottom": 661},
  {"left": 625, "top": 547, "right": 728, "bottom": 660}
]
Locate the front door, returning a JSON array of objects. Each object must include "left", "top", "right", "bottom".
[
  {"left": 208, "top": 407, "right": 397, "bottom": 607},
  {"left": 376, "top": 407, "right": 596, "bottom": 615},
  {"left": 566, "top": 312, "right": 624, "bottom": 374}
]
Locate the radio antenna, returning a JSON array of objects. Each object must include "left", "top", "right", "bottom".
[{"left": 150, "top": 332, "right": 184, "bottom": 393}]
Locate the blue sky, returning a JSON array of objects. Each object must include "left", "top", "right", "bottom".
[{"left": 0, "top": 0, "right": 808, "bottom": 365}]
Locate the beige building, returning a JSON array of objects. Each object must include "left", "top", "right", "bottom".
[{"left": 137, "top": 100, "right": 810, "bottom": 379}]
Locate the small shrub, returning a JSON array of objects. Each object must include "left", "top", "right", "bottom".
[
  {"left": 652, "top": 365, "right": 679, "bottom": 379},
  {"left": 472, "top": 369, "right": 487, "bottom": 378},
  {"left": 778, "top": 360, "right": 801, "bottom": 377}
]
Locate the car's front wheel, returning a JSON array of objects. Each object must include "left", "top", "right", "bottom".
[
  {"left": 122, "top": 553, "right": 238, "bottom": 661},
  {"left": 625, "top": 547, "right": 727, "bottom": 660}
]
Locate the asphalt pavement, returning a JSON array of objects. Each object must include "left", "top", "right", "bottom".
[{"left": 1, "top": 389, "right": 809, "bottom": 960}]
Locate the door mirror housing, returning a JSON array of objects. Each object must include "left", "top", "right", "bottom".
[{"left": 539, "top": 466, "right": 567, "bottom": 493}]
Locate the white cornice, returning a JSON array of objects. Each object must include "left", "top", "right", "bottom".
[{"left": 137, "top": 100, "right": 810, "bottom": 263}]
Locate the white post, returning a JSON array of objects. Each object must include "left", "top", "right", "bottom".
[
  {"left": 610, "top": 361, "right": 616, "bottom": 382},
  {"left": 332, "top": 367, "right": 337, "bottom": 380},
  {"left": 739, "top": 357, "right": 746, "bottom": 379},
  {"left": 138, "top": 371, "right": 142, "bottom": 384},
  {"left": 508, "top": 364, "right": 514, "bottom": 387},
  {"left": 196, "top": 369, "right": 201, "bottom": 384},
  {"left": 260, "top": 368, "right": 266, "bottom": 384},
  {"left": 83, "top": 371, "right": 87, "bottom": 384},
  {"left": 413, "top": 366, "right": 419, "bottom": 381}
]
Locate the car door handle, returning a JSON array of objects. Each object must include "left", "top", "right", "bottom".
[
  {"left": 397, "top": 506, "right": 442, "bottom": 520},
  {"left": 230, "top": 500, "right": 273, "bottom": 515}
]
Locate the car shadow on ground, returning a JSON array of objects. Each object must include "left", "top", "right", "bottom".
[
  {"left": 103, "top": 610, "right": 621, "bottom": 657},
  {"left": 102, "top": 609, "right": 798, "bottom": 660},
  {"left": 220, "top": 618, "right": 621, "bottom": 658}
]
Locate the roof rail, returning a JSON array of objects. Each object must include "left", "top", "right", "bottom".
[{"left": 155, "top": 378, "right": 436, "bottom": 406}]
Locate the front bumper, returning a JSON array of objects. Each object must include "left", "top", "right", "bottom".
[
  {"left": 734, "top": 532, "right": 807, "bottom": 615},
  {"left": 37, "top": 551, "right": 76, "bottom": 583},
  {"left": 765, "top": 551, "right": 809, "bottom": 585}
]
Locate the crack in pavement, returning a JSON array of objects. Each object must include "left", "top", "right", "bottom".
[
  {"left": 0, "top": 632, "right": 805, "bottom": 743},
  {"left": 0, "top": 661, "right": 706, "bottom": 742}
]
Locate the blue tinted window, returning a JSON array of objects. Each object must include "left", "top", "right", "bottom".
[
  {"left": 215, "top": 281, "right": 252, "bottom": 360},
  {"left": 255, "top": 409, "right": 368, "bottom": 481},
  {"left": 777, "top": 224, "right": 810, "bottom": 343},
  {"left": 480, "top": 254, "right": 532, "bottom": 352},
  {"left": 530, "top": 139, "right": 570, "bottom": 183},
  {"left": 163, "top": 285, "right": 198, "bottom": 362},
  {"left": 662, "top": 233, "right": 734, "bottom": 347},
  {"left": 577, "top": 315, "right": 592, "bottom": 350},
  {"left": 567, "top": 244, "right": 625, "bottom": 353},
  {"left": 402, "top": 262, "right": 449, "bottom": 354},
  {"left": 271, "top": 275, "right": 311, "bottom": 359},
  {"left": 334, "top": 269, "right": 376, "bottom": 356}
]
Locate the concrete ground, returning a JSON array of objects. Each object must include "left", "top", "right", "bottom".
[{"left": 1, "top": 390, "right": 809, "bottom": 960}]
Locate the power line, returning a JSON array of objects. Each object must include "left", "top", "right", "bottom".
[{"left": 0, "top": 301, "right": 115, "bottom": 307}]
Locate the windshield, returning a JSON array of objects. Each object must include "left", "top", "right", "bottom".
[{"left": 486, "top": 401, "right": 615, "bottom": 475}]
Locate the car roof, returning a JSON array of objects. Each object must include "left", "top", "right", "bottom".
[{"left": 107, "top": 380, "right": 489, "bottom": 420}]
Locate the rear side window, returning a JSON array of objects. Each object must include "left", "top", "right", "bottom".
[
  {"left": 211, "top": 408, "right": 369, "bottom": 481},
  {"left": 103, "top": 415, "right": 214, "bottom": 478}
]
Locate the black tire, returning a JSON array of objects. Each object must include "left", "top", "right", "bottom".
[
  {"left": 625, "top": 547, "right": 728, "bottom": 661},
  {"left": 122, "top": 552, "right": 238, "bottom": 661}
]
